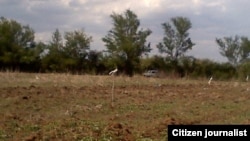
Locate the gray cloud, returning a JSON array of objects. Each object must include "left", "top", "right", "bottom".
[{"left": 1, "top": 0, "right": 250, "bottom": 62}]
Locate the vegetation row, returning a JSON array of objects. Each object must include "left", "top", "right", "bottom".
[{"left": 0, "top": 9, "right": 250, "bottom": 80}]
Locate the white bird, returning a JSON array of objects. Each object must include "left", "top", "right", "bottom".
[
  {"left": 109, "top": 68, "right": 118, "bottom": 75},
  {"left": 246, "top": 75, "right": 249, "bottom": 82},
  {"left": 208, "top": 76, "right": 213, "bottom": 85}
]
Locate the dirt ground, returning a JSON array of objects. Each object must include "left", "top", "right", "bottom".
[{"left": 0, "top": 73, "right": 250, "bottom": 141}]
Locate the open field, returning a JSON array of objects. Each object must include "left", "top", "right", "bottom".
[{"left": 0, "top": 72, "right": 250, "bottom": 141}]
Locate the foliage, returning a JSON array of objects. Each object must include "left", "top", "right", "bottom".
[
  {"left": 0, "top": 16, "right": 250, "bottom": 80},
  {"left": 102, "top": 9, "right": 152, "bottom": 76},
  {"left": 50, "top": 28, "right": 63, "bottom": 50},
  {"left": 190, "top": 59, "right": 237, "bottom": 80},
  {"left": 40, "top": 29, "right": 65, "bottom": 72},
  {"left": 40, "top": 29, "right": 94, "bottom": 73},
  {"left": 216, "top": 35, "right": 250, "bottom": 66},
  {"left": 157, "top": 17, "right": 195, "bottom": 61},
  {"left": 86, "top": 50, "right": 107, "bottom": 75},
  {"left": 178, "top": 56, "right": 196, "bottom": 77},
  {"left": 237, "top": 61, "right": 250, "bottom": 80},
  {"left": 157, "top": 17, "right": 195, "bottom": 76},
  {"left": 0, "top": 17, "right": 36, "bottom": 71},
  {"left": 64, "top": 29, "right": 92, "bottom": 59}
]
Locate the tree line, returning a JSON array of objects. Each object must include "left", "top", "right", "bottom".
[{"left": 0, "top": 9, "right": 250, "bottom": 80}]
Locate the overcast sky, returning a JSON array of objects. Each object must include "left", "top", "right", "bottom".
[{"left": 1, "top": 0, "right": 250, "bottom": 62}]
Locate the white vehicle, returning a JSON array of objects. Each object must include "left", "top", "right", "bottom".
[{"left": 143, "top": 70, "right": 159, "bottom": 77}]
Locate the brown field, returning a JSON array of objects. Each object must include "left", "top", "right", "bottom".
[{"left": 0, "top": 72, "right": 250, "bottom": 141}]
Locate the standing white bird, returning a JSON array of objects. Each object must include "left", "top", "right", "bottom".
[
  {"left": 109, "top": 68, "right": 118, "bottom": 75},
  {"left": 208, "top": 76, "right": 213, "bottom": 85},
  {"left": 246, "top": 75, "right": 249, "bottom": 82}
]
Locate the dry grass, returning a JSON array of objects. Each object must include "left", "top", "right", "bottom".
[{"left": 0, "top": 72, "right": 250, "bottom": 141}]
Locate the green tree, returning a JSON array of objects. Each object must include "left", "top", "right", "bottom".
[
  {"left": 157, "top": 17, "right": 195, "bottom": 62},
  {"left": 41, "top": 29, "right": 65, "bottom": 72},
  {"left": 41, "top": 29, "right": 93, "bottom": 73},
  {"left": 64, "top": 29, "right": 92, "bottom": 59},
  {"left": 50, "top": 28, "right": 63, "bottom": 50},
  {"left": 156, "top": 17, "right": 195, "bottom": 76},
  {"left": 64, "top": 29, "right": 92, "bottom": 72},
  {"left": 216, "top": 35, "right": 250, "bottom": 66},
  {"left": 191, "top": 59, "right": 236, "bottom": 80},
  {"left": 86, "top": 50, "right": 106, "bottom": 74},
  {"left": 238, "top": 61, "right": 250, "bottom": 80},
  {"left": 102, "top": 9, "right": 152, "bottom": 76},
  {"left": 0, "top": 17, "right": 35, "bottom": 70}
]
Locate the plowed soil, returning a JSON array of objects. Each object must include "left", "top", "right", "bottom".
[{"left": 0, "top": 73, "right": 250, "bottom": 141}]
